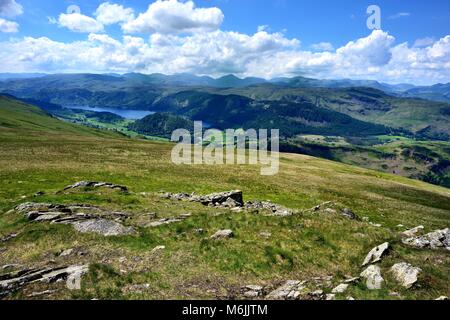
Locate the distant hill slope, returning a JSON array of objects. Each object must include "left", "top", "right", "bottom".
[
  {"left": 402, "top": 83, "right": 450, "bottom": 104},
  {"left": 0, "top": 95, "right": 120, "bottom": 139},
  {"left": 129, "top": 113, "right": 194, "bottom": 138},
  {"left": 151, "top": 91, "right": 392, "bottom": 138},
  {"left": 215, "top": 86, "right": 450, "bottom": 140}
]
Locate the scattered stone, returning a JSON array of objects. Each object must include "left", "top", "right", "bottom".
[
  {"left": 343, "top": 277, "right": 360, "bottom": 284},
  {"left": 347, "top": 296, "right": 355, "bottom": 300},
  {"left": 211, "top": 229, "right": 234, "bottom": 240},
  {"left": 401, "top": 226, "right": 424, "bottom": 238},
  {"left": 2, "top": 264, "right": 21, "bottom": 270},
  {"left": 341, "top": 208, "right": 359, "bottom": 220},
  {"left": 244, "top": 201, "right": 293, "bottom": 216},
  {"left": 72, "top": 219, "right": 135, "bottom": 236},
  {"left": 397, "top": 224, "right": 404, "bottom": 228},
  {"left": 0, "top": 265, "right": 88, "bottom": 298},
  {"left": 28, "top": 289, "right": 58, "bottom": 297},
  {"left": 123, "top": 283, "right": 151, "bottom": 294},
  {"left": 259, "top": 231, "right": 272, "bottom": 239},
  {"left": 242, "top": 285, "right": 264, "bottom": 298},
  {"left": 62, "top": 181, "right": 128, "bottom": 193},
  {"left": 362, "top": 242, "right": 390, "bottom": 266},
  {"left": 59, "top": 249, "right": 74, "bottom": 257},
  {"left": 325, "top": 294, "right": 336, "bottom": 300},
  {"left": 389, "top": 291, "right": 400, "bottom": 297},
  {"left": 309, "top": 290, "right": 324, "bottom": 299},
  {"left": 34, "top": 191, "right": 45, "bottom": 197},
  {"left": 360, "top": 265, "right": 384, "bottom": 290},
  {"left": 435, "top": 296, "right": 448, "bottom": 300},
  {"left": 147, "top": 213, "right": 191, "bottom": 228},
  {"left": 331, "top": 283, "right": 349, "bottom": 294},
  {"left": 151, "top": 246, "right": 166, "bottom": 253},
  {"left": 194, "top": 228, "right": 205, "bottom": 235},
  {"left": 266, "top": 280, "right": 306, "bottom": 300},
  {"left": 0, "top": 232, "right": 18, "bottom": 243},
  {"left": 369, "top": 222, "right": 382, "bottom": 228},
  {"left": 402, "top": 228, "right": 449, "bottom": 250},
  {"left": 390, "top": 262, "right": 421, "bottom": 289},
  {"left": 324, "top": 208, "right": 337, "bottom": 214}
]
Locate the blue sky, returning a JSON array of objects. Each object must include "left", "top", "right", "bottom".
[{"left": 0, "top": 0, "right": 449, "bottom": 84}]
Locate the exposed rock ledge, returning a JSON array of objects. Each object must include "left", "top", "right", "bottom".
[
  {"left": 14, "top": 202, "right": 135, "bottom": 237},
  {"left": 161, "top": 190, "right": 294, "bottom": 216}
]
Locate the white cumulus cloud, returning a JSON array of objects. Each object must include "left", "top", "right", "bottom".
[
  {"left": 311, "top": 42, "right": 334, "bottom": 52},
  {"left": 95, "top": 2, "right": 135, "bottom": 25},
  {"left": 0, "top": 17, "right": 18, "bottom": 32},
  {"left": 58, "top": 12, "right": 104, "bottom": 33},
  {"left": 0, "top": 26, "right": 449, "bottom": 85},
  {"left": 122, "top": 0, "right": 224, "bottom": 34}
]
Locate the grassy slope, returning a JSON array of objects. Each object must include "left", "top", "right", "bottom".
[{"left": 0, "top": 97, "right": 449, "bottom": 300}]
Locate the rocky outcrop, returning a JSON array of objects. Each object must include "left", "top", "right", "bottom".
[
  {"left": 244, "top": 201, "right": 293, "bottom": 216},
  {"left": 0, "top": 265, "right": 88, "bottom": 298},
  {"left": 390, "top": 262, "right": 421, "bottom": 289},
  {"left": 401, "top": 226, "right": 424, "bottom": 238},
  {"left": 402, "top": 228, "right": 449, "bottom": 250},
  {"left": 14, "top": 202, "right": 135, "bottom": 237},
  {"left": 362, "top": 242, "right": 390, "bottom": 266},
  {"left": 161, "top": 190, "right": 294, "bottom": 216},
  {"left": 161, "top": 190, "right": 243, "bottom": 207},
  {"left": 62, "top": 181, "right": 128, "bottom": 193},
  {"left": 360, "top": 265, "right": 384, "bottom": 290},
  {"left": 265, "top": 280, "right": 306, "bottom": 300}
]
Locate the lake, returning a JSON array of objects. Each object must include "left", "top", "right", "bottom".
[{"left": 65, "top": 106, "right": 154, "bottom": 120}]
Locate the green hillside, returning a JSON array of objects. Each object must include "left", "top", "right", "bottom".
[{"left": 0, "top": 97, "right": 449, "bottom": 300}]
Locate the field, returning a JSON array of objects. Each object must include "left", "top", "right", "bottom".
[{"left": 0, "top": 96, "right": 449, "bottom": 300}]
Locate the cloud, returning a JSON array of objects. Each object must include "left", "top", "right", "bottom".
[
  {"left": 311, "top": 42, "right": 334, "bottom": 52},
  {"left": 0, "top": 27, "right": 449, "bottom": 85},
  {"left": 388, "top": 12, "right": 410, "bottom": 20},
  {"left": 95, "top": 2, "right": 135, "bottom": 25},
  {"left": 0, "top": 17, "right": 18, "bottom": 32},
  {"left": 122, "top": 0, "right": 224, "bottom": 34},
  {"left": 0, "top": 0, "right": 23, "bottom": 17},
  {"left": 58, "top": 13, "right": 104, "bottom": 33},
  {"left": 413, "top": 37, "right": 435, "bottom": 48}
]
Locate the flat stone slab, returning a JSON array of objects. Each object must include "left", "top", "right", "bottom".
[{"left": 72, "top": 219, "right": 135, "bottom": 236}]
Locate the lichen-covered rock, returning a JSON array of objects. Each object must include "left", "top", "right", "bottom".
[
  {"left": 72, "top": 219, "right": 135, "bottom": 236},
  {"left": 402, "top": 228, "right": 449, "bottom": 250},
  {"left": 390, "top": 262, "right": 421, "bottom": 289},
  {"left": 360, "top": 265, "right": 384, "bottom": 290},
  {"left": 401, "top": 226, "right": 424, "bottom": 238},
  {"left": 62, "top": 181, "right": 128, "bottom": 193},
  {"left": 331, "top": 283, "right": 349, "bottom": 294},
  {"left": 362, "top": 242, "right": 390, "bottom": 266}
]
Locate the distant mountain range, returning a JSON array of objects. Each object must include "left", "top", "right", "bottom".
[{"left": 1, "top": 72, "right": 449, "bottom": 103}]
